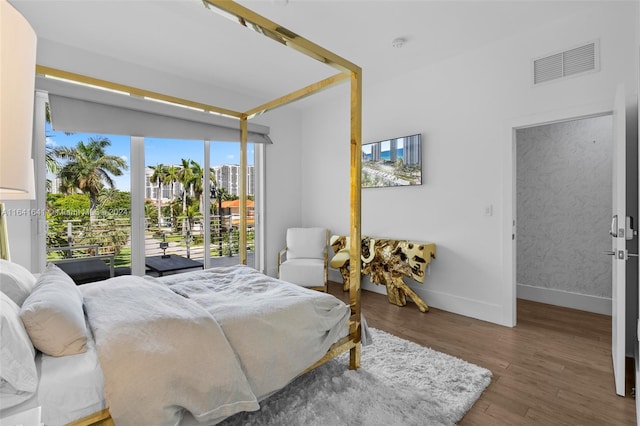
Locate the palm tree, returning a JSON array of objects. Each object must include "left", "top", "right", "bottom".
[
  {"left": 210, "top": 185, "right": 229, "bottom": 257},
  {"left": 188, "top": 160, "right": 216, "bottom": 214},
  {"left": 184, "top": 204, "right": 201, "bottom": 259},
  {"left": 44, "top": 144, "right": 60, "bottom": 192},
  {"left": 53, "top": 137, "right": 127, "bottom": 222},
  {"left": 189, "top": 160, "right": 204, "bottom": 214},
  {"left": 45, "top": 145, "right": 59, "bottom": 174},
  {"left": 148, "top": 164, "right": 167, "bottom": 227},
  {"left": 165, "top": 165, "right": 179, "bottom": 228},
  {"left": 177, "top": 159, "right": 194, "bottom": 236}
]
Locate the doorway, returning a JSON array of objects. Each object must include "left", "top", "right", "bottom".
[
  {"left": 504, "top": 92, "right": 638, "bottom": 398},
  {"left": 515, "top": 114, "right": 613, "bottom": 314},
  {"left": 502, "top": 102, "right": 616, "bottom": 327}
]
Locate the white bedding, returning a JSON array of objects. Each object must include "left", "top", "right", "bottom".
[
  {"left": 81, "top": 275, "right": 259, "bottom": 426},
  {"left": 3, "top": 265, "right": 354, "bottom": 426},
  {"left": 159, "top": 265, "right": 352, "bottom": 400},
  {"left": 0, "top": 319, "right": 105, "bottom": 426}
]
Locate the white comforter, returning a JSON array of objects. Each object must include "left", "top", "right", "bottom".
[
  {"left": 160, "top": 265, "right": 351, "bottom": 400},
  {"left": 81, "top": 265, "right": 351, "bottom": 425},
  {"left": 81, "top": 276, "right": 259, "bottom": 426}
]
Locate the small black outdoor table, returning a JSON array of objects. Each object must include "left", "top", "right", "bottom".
[
  {"left": 55, "top": 258, "right": 112, "bottom": 285},
  {"left": 145, "top": 254, "right": 203, "bottom": 276}
]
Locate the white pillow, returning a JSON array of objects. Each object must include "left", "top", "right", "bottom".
[
  {"left": 20, "top": 264, "right": 88, "bottom": 357},
  {"left": 0, "top": 292, "right": 38, "bottom": 409},
  {"left": 0, "top": 259, "right": 36, "bottom": 306}
]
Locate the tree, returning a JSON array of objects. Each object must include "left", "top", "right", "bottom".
[
  {"left": 45, "top": 193, "right": 90, "bottom": 248},
  {"left": 165, "top": 165, "right": 179, "bottom": 227},
  {"left": 53, "top": 137, "right": 128, "bottom": 222},
  {"left": 149, "top": 164, "right": 167, "bottom": 227},
  {"left": 44, "top": 144, "right": 59, "bottom": 191},
  {"left": 97, "top": 189, "right": 130, "bottom": 216},
  {"left": 176, "top": 159, "right": 193, "bottom": 215},
  {"left": 176, "top": 159, "right": 194, "bottom": 236},
  {"left": 188, "top": 160, "right": 216, "bottom": 214},
  {"left": 189, "top": 160, "right": 204, "bottom": 213}
]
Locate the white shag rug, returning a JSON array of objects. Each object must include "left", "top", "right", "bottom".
[{"left": 219, "top": 328, "right": 492, "bottom": 426}]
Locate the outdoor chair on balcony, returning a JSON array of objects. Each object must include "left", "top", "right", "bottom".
[
  {"left": 48, "top": 245, "right": 115, "bottom": 285},
  {"left": 277, "top": 227, "right": 328, "bottom": 292}
]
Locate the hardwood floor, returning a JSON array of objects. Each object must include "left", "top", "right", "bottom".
[{"left": 327, "top": 282, "right": 636, "bottom": 425}]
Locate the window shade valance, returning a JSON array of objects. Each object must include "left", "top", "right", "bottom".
[{"left": 36, "top": 76, "right": 272, "bottom": 143}]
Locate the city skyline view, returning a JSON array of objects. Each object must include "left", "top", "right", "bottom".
[{"left": 46, "top": 122, "right": 255, "bottom": 192}]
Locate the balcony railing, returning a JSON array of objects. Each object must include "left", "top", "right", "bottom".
[{"left": 47, "top": 214, "right": 255, "bottom": 269}]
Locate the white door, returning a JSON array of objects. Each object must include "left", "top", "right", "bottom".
[
  {"left": 637, "top": 83, "right": 640, "bottom": 424},
  {"left": 611, "top": 84, "right": 627, "bottom": 397},
  {"left": 636, "top": 47, "right": 640, "bottom": 425}
]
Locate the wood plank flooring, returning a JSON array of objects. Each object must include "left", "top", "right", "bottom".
[{"left": 327, "top": 282, "right": 636, "bottom": 425}]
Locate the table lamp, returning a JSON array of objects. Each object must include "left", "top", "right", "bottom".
[{"left": 0, "top": 0, "right": 37, "bottom": 261}]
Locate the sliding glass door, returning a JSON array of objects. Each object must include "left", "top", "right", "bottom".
[
  {"left": 142, "top": 138, "right": 256, "bottom": 275},
  {"left": 210, "top": 142, "right": 255, "bottom": 268},
  {"left": 143, "top": 138, "right": 205, "bottom": 269},
  {"left": 34, "top": 87, "right": 263, "bottom": 276},
  {"left": 45, "top": 116, "right": 132, "bottom": 273}
]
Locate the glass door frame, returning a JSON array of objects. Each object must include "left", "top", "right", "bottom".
[{"left": 33, "top": 95, "right": 264, "bottom": 275}]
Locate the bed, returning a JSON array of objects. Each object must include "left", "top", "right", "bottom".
[
  {"left": 0, "top": 261, "right": 361, "bottom": 425},
  {"left": 2, "top": 0, "right": 363, "bottom": 424}
]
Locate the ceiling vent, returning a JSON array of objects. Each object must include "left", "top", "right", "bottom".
[{"left": 533, "top": 40, "right": 599, "bottom": 85}]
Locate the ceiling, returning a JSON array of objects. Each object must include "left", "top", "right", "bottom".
[{"left": 10, "top": 0, "right": 600, "bottom": 110}]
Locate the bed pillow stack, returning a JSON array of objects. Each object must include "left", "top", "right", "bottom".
[
  {"left": 0, "top": 261, "right": 38, "bottom": 409},
  {"left": 0, "top": 259, "right": 36, "bottom": 306},
  {"left": 20, "top": 263, "right": 88, "bottom": 357}
]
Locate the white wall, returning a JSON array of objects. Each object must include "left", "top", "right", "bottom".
[
  {"left": 296, "top": 2, "right": 639, "bottom": 326},
  {"left": 252, "top": 106, "right": 304, "bottom": 277},
  {"left": 516, "top": 116, "right": 613, "bottom": 314}
]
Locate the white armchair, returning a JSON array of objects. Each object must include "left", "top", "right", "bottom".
[{"left": 277, "top": 227, "right": 329, "bottom": 292}]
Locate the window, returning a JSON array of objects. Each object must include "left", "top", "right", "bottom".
[
  {"left": 210, "top": 142, "right": 255, "bottom": 268},
  {"left": 33, "top": 81, "right": 266, "bottom": 276},
  {"left": 144, "top": 138, "right": 205, "bottom": 266},
  {"left": 45, "top": 117, "right": 132, "bottom": 273}
]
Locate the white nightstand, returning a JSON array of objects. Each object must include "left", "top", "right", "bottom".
[{"left": 0, "top": 406, "right": 42, "bottom": 426}]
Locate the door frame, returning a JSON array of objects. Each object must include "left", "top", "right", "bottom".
[{"left": 502, "top": 101, "right": 613, "bottom": 327}]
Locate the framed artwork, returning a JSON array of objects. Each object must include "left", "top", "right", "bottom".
[{"left": 361, "top": 133, "right": 422, "bottom": 188}]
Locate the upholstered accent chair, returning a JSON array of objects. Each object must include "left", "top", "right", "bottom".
[{"left": 277, "top": 227, "right": 329, "bottom": 292}]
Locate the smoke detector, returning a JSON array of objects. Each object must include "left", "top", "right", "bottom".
[{"left": 392, "top": 37, "right": 406, "bottom": 48}]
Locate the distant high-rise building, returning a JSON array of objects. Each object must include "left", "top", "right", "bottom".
[
  {"left": 390, "top": 139, "right": 398, "bottom": 162},
  {"left": 144, "top": 163, "right": 254, "bottom": 202},
  {"left": 403, "top": 135, "right": 421, "bottom": 166},
  {"left": 145, "top": 166, "right": 183, "bottom": 202},
  {"left": 212, "top": 164, "right": 254, "bottom": 196},
  {"left": 49, "top": 176, "right": 62, "bottom": 194},
  {"left": 371, "top": 143, "right": 381, "bottom": 161}
]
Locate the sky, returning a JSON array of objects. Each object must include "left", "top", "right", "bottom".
[{"left": 46, "top": 122, "right": 254, "bottom": 192}]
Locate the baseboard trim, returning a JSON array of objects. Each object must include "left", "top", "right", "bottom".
[
  {"left": 517, "top": 283, "right": 611, "bottom": 315},
  {"left": 329, "top": 270, "right": 507, "bottom": 326}
]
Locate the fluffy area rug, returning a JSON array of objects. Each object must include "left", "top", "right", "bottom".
[{"left": 220, "top": 328, "right": 492, "bottom": 426}]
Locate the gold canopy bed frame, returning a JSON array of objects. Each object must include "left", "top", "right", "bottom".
[{"left": 38, "top": 2, "right": 362, "bottom": 425}]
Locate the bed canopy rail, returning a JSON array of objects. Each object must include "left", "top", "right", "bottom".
[{"left": 40, "top": 3, "right": 361, "bottom": 423}]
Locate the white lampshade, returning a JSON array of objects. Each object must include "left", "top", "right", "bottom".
[
  {"left": 0, "top": 159, "right": 35, "bottom": 200},
  {"left": 0, "top": 0, "right": 37, "bottom": 199}
]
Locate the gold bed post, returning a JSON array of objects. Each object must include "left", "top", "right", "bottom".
[
  {"left": 349, "top": 68, "right": 362, "bottom": 370},
  {"left": 239, "top": 115, "right": 248, "bottom": 265}
]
